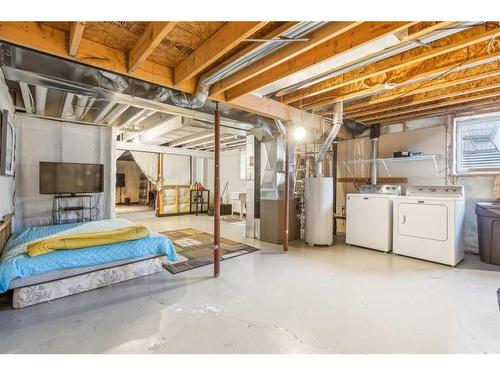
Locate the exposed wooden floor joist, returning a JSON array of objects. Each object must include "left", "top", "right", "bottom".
[
  {"left": 223, "top": 22, "right": 417, "bottom": 101},
  {"left": 286, "top": 24, "right": 500, "bottom": 109}
]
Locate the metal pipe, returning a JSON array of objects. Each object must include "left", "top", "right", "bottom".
[
  {"left": 156, "top": 22, "right": 326, "bottom": 109},
  {"left": 369, "top": 125, "right": 380, "bottom": 185},
  {"left": 155, "top": 153, "right": 162, "bottom": 217},
  {"left": 34, "top": 86, "right": 48, "bottom": 115},
  {"left": 73, "top": 95, "right": 89, "bottom": 119},
  {"left": 332, "top": 142, "right": 338, "bottom": 236},
  {"left": 214, "top": 102, "right": 221, "bottom": 277},
  {"left": 283, "top": 128, "right": 290, "bottom": 252},
  {"left": 370, "top": 138, "right": 378, "bottom": 185},
  {"left": 315, "top": 101, "right": 343, "bottom": 176}
]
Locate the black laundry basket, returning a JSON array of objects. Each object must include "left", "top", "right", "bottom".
[{"left": 475, "top": 202, "right": 500, "bottom": 265}]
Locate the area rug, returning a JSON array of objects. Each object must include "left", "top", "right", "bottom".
[
  {"left": 161, "top": 228, "right": 259, "bottom": 274},
  {"left": 221, "top": 216, "right": 245, "bottom": 223}
]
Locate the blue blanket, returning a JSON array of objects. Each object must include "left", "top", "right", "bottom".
[{"left": 0, "top": 221, "right": 177, "bottom": 293}]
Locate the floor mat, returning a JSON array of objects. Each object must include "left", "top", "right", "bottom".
[
  {"left": 221, "top": 216, "right": 245, "bottom": 223},
  {"left": 161, "top": 228, "right": 259, "bottom": 274}
]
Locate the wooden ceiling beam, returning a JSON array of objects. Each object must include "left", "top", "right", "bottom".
[
  {"left": 282, "top": 23, "right": 500, "bottom": 106},
  {"left": 174, "top": 21, "right": 268, "bottom": 86},
  {"left": 226, "top": 94, "right": 351, "bottom": 139},
  {"left": 0, "top": 22, "right": 318, "bottom": 124},
  {"left": 351, "top": 78, "right": 500, "bottom": 120},
  {"left": 209, "top": 21, "right": 361, "bottom": 96},
  {"left": 224, "top": 22, "right": 416, "bottom": 101},
  {"left": 128, "top": 22, "right": 177, "bottom": 73},
  {"left": 0, "top": 22, "right": 197, "bottom": 93},
  {"left": 204, "top": 21, "right": 300, "bottom": 95},
  {"left": 68, "top": 22, "right": 86, "bottom": 57},
  {"left": 364, "top": 97, "right": 500, "bottom": 125},
  {"left": 315, "top": 60, "right": 500, "bottom": 113},
  {"left": 394, "top": 21, "right": 459, "bottom": 42},
  {"left": 357, "top": 90, "right": 500, "bottom": 122}
]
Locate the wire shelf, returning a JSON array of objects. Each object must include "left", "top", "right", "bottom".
[{"left": 343, "top": 154, "right": 442, "bottom": 176}]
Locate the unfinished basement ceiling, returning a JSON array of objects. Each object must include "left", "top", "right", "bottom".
[{"left": 0, "top": 20, "right": 498, "bottom": 140}]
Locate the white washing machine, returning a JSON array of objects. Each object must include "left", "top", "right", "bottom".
[
  {"left": 392, "top": 185, "right": 465, "bottom": 266},
  {"left": 346, "top": 184, "right": 401, "bottom": 252}
]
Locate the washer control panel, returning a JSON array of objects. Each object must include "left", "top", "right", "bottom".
[
  {"left": 406, "top": 185, "right": 464, "bottom": 197},
  {"left": 359, "top": 184, "right": 401, "bottom": 195}
]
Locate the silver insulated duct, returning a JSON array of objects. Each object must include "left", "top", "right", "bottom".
[
  {"left": 160, "top": 21, "right": 326, "bottom": 109},
  {"left": 315, "top": 101, "right": 343, "bottom": 176}
]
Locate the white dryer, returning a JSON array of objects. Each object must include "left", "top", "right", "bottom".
[
  {"left": 392, "top": 185, "right": 465, "bottom": 266},
  {"left": 346, "top": 184, "right": 401, "bottom": 252}
]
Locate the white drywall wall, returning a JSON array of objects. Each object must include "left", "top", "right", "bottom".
[
  {"left": 162, "top": 154, "right": 190, "bottom": 185},
  {"left": 14, "top": 115, "right": 115, "bottom": 228},
  {"left": 220, "top": 149, "right": 246, "bottom": 203},
  {"left": 0, "top": 70, "right": 14, "bottom": 221},
  {"left": 186, "top": 148, "right": 246, "bottom": 205}
]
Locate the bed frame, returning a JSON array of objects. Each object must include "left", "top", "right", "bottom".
[{"left": 0, "top": 214, "right": 164, "bottom": 309}]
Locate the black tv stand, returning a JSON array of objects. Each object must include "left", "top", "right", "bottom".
[{"left": 52, "top": 194, "right": 95, "bottom": 224}]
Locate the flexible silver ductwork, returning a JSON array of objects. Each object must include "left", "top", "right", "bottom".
[
  {"left": 160, "top": 21, "right": 326, "bottom": 109},
  {"left": 154, "top": 80, "right": 210, "bottom": 109},
  {"left": 315, "top": 101, "right": 343, "bottom": 176}
]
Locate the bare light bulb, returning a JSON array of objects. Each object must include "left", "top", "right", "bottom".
[{"left": 293, "top": 126, "right": 306, "bottom": 141}]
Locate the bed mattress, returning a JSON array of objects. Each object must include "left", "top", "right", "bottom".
[{"left": 0, "top": 220, "right": 177, "bottom": 293}]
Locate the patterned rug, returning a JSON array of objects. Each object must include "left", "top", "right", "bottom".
[{"left": 161, "top": 228, "right": 259, "bottom": 274}]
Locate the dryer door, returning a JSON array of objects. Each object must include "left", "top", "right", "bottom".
[{"left": 398, "top": 202, "right": 448, "bottom": 241}]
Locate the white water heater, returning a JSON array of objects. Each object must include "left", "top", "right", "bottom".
[{"left": 305, "top": 177, "right": 334, "bottom": 246}]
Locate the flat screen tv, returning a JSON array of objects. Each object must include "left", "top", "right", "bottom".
[{"left": 39, "top": 162, "right": 104, "bottom": 194}]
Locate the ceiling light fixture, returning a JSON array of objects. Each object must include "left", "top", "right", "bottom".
[{"left": 293, "top": 126, "right": 306, "bottom": 141}]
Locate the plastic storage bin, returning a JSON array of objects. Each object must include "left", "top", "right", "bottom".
[{"left": 475, "top": 202, "right": 500, "bottom": 265}]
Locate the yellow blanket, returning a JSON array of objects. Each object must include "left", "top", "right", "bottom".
[{"left": 27, "top": 225, "right": 150, "bottom": 257}]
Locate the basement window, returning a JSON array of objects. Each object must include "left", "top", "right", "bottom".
[{"left": 454, "top": 112, "right": 500, "bottom": 174}]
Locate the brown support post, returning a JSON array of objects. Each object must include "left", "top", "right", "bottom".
[
  {"left": 214, "top": 102, "right": 221, "bottom": 277},
  {"left": 155, "top": 153, "right": 162, "bottom": 217},
  {"left": 283, "top": 129, "right": 290, "bottom": 252}
]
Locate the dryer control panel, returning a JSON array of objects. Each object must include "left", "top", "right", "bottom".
[
  {"left": 406, "top": 185, "right": 464, "bottom": 198},
  {"left": 359, "top": 184, "right": 401, "bottom": 195}
]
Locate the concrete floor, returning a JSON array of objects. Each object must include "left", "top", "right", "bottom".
[{"left": 1, "top": 208, "right": 500, "bottom": 353}]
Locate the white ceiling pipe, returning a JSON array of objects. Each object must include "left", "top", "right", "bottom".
[
  {"left": 60, "top": 92, "right": 75, "bottom": 118},
  {"left": 19, "top": 82, "right": 34, "bottom": 114},
  {"left": 34, "top": 86, "right": 48, "bottom": 116},
  {"left": 73, "top": 95, "right": 89, "bottom": 119}
]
